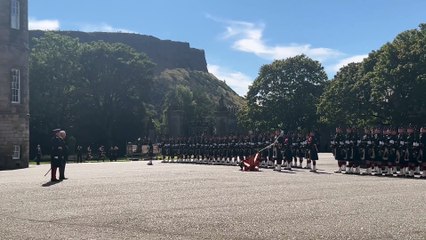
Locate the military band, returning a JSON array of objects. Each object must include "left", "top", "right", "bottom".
[
  {"left": 331, "top": 126, "right": 426, "bottom": 178},
  {"left": 160, "top": 129, "right": 321, "bottom": 172}
]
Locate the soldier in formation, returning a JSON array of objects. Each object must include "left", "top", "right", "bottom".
[
  {"left": 160, "top": 129, "right": 321, "bottom": 172},
  {"left": 330, "top": 126, "right": 426, "bottom": 178}
]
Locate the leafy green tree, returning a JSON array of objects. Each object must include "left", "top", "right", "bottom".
[
  {"left": 29, "top": 33, "right": 155, "bottom": 153},
  {"left": 319, "top": 24, "right": 426, "bottom": 128},
  {"left": 318, "top": 63, "right": 363, "bottom": 126},
  {"left": 368, "top": 25, "right": 426, "bottom": 126},
  {"left": 29, "top": 33, "right": 82, "bottom": 150},
  {"left": 76, "top": 41, "right": 155, "bottom": 146},
  {"left": 244, "top": 55, "right": 328, "bottom": 132}
]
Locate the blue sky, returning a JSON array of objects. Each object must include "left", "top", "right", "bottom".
[{"left": 29, "top": 0, "right": 426, "bottom": 96}]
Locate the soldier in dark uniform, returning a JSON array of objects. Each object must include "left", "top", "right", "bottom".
[
  {"left": 361, "top": 128, "right": 374, "bottom": 175},
  {"left": 291, "top": 132, "right": 299, "bottom": 168},
  {"left": 297, "top": 132, "right": 306, "bottom": 168},
  {"left": 113, "top": 146, "right": 119, "bottom": 161},
  {"left": 351, "top": 128, "right": 361, "bottom": 174},
  {"left": 36, "top": 144, "right": 42, "bottom": 165},
  {"left": 381, "top": 128, "right": 391, "bottom": 175},
  {"left": 411, "top": 127, "right": 422, "bottom": 176},
  {"left": 396, "top": 127, "right": 407, "bottom": 177},
  {"left": 76, "top": 145, "right": 83, "bottom": 163},
  {"left": 372, "top": 128, "right": 384, "bottom": 176},
  {"left": 307, "top": 131, "right": 319, "bottom": 172},
  {"left": 58, "top": 130, "right": 68, "bottom": 180},
  {"left": 419, "top": 127, "right": 426, "bottom": 179},
  {"left": 273, "top": 130, "right": 284, "bottom": 171},
  {"left": 405, "top": 126, "right": 416, "bottom": 177},
  {"left": 386, "top": 128, "right": 398, "bottom": 176},
  {"left": 283, "top": 133, "right": 293, "bottom": 170},
  {"left": 86, "top": 145, "right": 92, "bottom": 161},
  {"left": 267, "top": 133, "right": 275, "bottom": 168},
  {"left": 332, "top": 127, "right": 345, "bottom": 173},
  {"left": 344, "top": 127, "right": 355, "bottom": 174},
  {"left": 50, "top": 129, "right": 62, "bottom": 182}
]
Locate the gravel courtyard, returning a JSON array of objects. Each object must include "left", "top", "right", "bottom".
[{"left": 0, "top": 153, "right": 425, "bottom": 240}]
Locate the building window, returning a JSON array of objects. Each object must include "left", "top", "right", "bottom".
[
  {"left": 11, "top": 0, "right": 20, "bottom": 30},
  {"left": 11, "top": 69, "right": 21, "bottom": 103},
  {"left": 13, "top": 145, "right": 21, "bottom": 160}
]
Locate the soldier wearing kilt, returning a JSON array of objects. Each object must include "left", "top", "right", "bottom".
[
  {"left": 283, "top": 133, "right": 293, "bottom": 170},
  {"left": 386, "top": 128, "right": 398, "bottom": 176},
  {"left": 291, "top": 133, "right": 299, "bottom": 168},
  {"left": 170, "top": 139, "right": 177, "bottom": 162},
  {"left": 307, "top": 131, "right": 319, "bottom": 172},
  {"left": 273, "top": 130, "right": 284, "bottom": 171},
  {"left": 332, "top": 127, "right": 345, "bottom": 173},
  {"left": 297, "top": 132, "right": 306, "bottom": 168},
  {"left": 362, "top": 129, "right": 374, "bottom": 175},
  {"left": 371, "top": 128, "right": 384, "bottom": 175},
  {"left": 411, "top": 128, "right": 422, "bottom": 176},
  {"left": 238, "top": 139, "right": 246, "bottom": 167},
  {"left": 304, "top": 133, "right": 313, "bottom": 169},
  {"left": 420, "top": 127, "right": 426, "bottom": 179},
  {"left": 381, "top": 129, "right": 391, "bottom": 175},
  {"left": 194, "top": 142, "right": 200, "bottom": 163},
  {"left": 259, "top": 135, "right": 269, "bottom": 167},
  {"left": 267, "top": 134, "right": 275, "bottom": 168},
  {"left": 396, "top": 127, "right": 407, "bottom": 176},
  {"left": 344, "top": 128, "right": 355, "bottom": 174},
  {"left": 405, "top": 127, "right": 416, "bottom": 177},
  {"left": 160, "top": 139, "right": 167, "bottom": 162},
  {"left": 351, "top": 129, "right": 362, "bottom": 174}
]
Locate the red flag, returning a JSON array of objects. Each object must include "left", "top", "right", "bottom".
[{"left": 243, "top": 152, "right": 260, "bottom": 171}]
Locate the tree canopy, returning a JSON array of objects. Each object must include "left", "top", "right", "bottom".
[
  {"left": 318, "top": 24, "right": 426, "bottom": 128},
  {"left": 30, "top": 33, "right": 155, "bottom": 153},
  {"left": 242, "top": 55, "right": 328, "bottom": 132}
]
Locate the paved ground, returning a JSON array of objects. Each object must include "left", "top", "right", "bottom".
[{"left": 0, "top": 153, "right": 425, "bottom": 240}]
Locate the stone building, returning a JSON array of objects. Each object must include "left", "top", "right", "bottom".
[{"left": 0, "top": 0, "right": 29, "bottom": 170}]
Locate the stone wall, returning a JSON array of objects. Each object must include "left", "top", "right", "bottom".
[{"left": 0, "top": 0, "right": 29, "bottom": 170}]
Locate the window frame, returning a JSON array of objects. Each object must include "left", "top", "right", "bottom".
[
  {"left": 11, "top": 68, "right": 21, "bottom": 104},
  {"left": 10, "top": 0, "right": 20, "bottom": 30},
  {"left": 12, "top": 145, "right": 21, "bottom": 160}
]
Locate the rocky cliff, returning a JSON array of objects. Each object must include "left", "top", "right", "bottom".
[{"left": 29, "top": 30, "right": 208, "bottom": 74}]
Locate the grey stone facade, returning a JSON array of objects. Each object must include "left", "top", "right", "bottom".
[{"left": 0, "top": 0, "right": 29, "bottom": 170}]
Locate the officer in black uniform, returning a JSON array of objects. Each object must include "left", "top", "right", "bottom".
[
  {"left": 58, "top": 130, "right": 68, "bottom": 180},
  {"left": 419, "top": 127, "right": 426, "bottom": 179},
  {"left": 50, "top": 129, "right": 62, "bottom": 182}
]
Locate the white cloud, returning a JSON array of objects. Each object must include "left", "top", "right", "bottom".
[
  {"left": 29, "top": 18, "right": 60, "bottom": 30},
  {"left": 217, "top": 19, "right": 342, "bottom": 61},
  {"left": 208, "top": 64, "right": 252, "bottom": 97},
  {"left": 79, "top": 23, "right": 135, "bottom": 33},
  {"left": 330, "top": 54, "right": 368, "bottom": 72}
]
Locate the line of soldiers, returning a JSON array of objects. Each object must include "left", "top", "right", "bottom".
[
  {"left": 331, "top": 126, "right": 426, "bottom": 178},
  {"left": 160, "top": 129, "right": 320, "bottom": 172}
]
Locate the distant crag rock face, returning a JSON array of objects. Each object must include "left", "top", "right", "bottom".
[{"left": 29, "top": 30, "right": 208, "bottom": 74}]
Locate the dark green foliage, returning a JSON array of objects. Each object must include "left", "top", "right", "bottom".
[
  {"left": 318, "top": 24, "right": 426, "bottom": 128},
  {"left": 30, "top": 33, "right": 155, "bottom": 153},
  {"left": 29, "top": 32, "right": 244, "bottom": 155},
  {"left": 243, "top": 55, "right": 327, "bottom": 132}
]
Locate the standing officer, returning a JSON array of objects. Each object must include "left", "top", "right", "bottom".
[
  {"left": 58, "top": 130, "right": 68, "bottom": 180},
  {"left": 420, "top": 127, "right": 426, "bottom": 179},
  {"left": 36, "top": 144, "right": 42, "bottom": 165},
  {"left": 50, "top": 129, "right": 62, "bottom": 182},
  {"left": 76, "top": 145, "right": 83, "bottom": 163}
]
